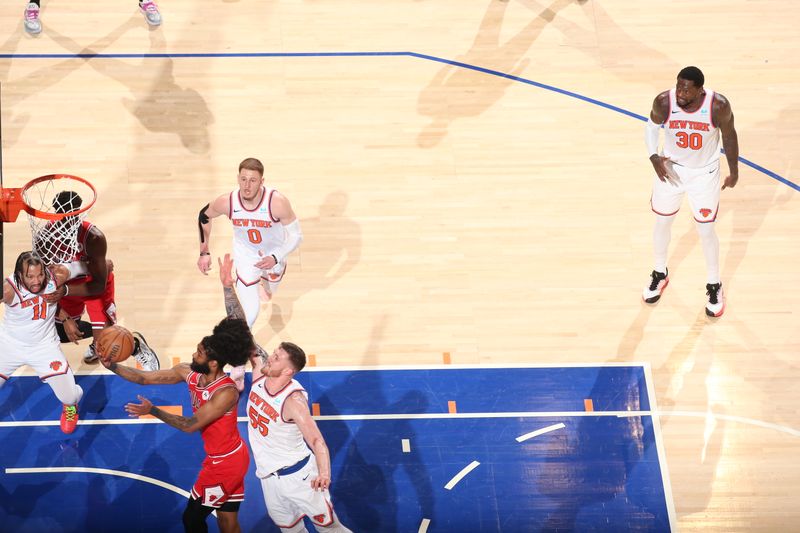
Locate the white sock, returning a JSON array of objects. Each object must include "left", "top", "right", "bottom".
[
  {"left": 695, "top": 221, "right": 720, "bottom": 284},
  {"left": 653, "top": 214, "right": 675, "bottom": 273}
]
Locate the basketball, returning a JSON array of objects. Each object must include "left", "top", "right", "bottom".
[{"left": 96, "top": 325, "right": 135, "bottom": 363}]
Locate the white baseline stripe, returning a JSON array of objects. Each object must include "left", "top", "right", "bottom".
[
  {"left": 661, "top": 410, "right": 800, "bottom": 437},
  {"left": 444, "top": 461, "right": 480, "bottom": 490},
  {"left": 3, "top": 410, "right": 798, "bottom": 437},
  {"left": 516, "top": 422, "right": 566, "bottom": 442},
  {"left": 67, "top": 361, "right": 649, "bottom": 375},
  {"left": 5, "top": 467, "right": 190, "bottom": 498}
]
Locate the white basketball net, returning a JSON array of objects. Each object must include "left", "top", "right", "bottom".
[{"left": 22, "top": 177, "right": 95, "bottom": 265}]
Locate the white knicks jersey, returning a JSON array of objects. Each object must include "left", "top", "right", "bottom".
[
  {"left": 663, "top": 88, "right": 721, "bottom": 168},
  {"left": 247, "top": 376, "right": 312, "bottom": 478},
  {"left": 1, "top": 271, "right": 59, "bottom": 345},
  {"left": 229, "top": 187, "right": 286, "bottom": 261}
]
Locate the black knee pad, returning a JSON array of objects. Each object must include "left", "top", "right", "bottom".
[{"left": 182, "top": 497, "right": 213, "bottom": 533}]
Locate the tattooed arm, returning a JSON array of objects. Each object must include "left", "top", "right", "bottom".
[
  {"left": 219, "top": 253, "right": 268, "bottom": 375},
  {"left": 125, "top": 387, "right": 238, "bottom": 433},
  {"left": 103, "top": 360, "right": 189, "bottom": 385}
]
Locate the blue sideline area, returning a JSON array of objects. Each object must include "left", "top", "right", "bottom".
[{"left": 0, "top": 366, "right": 671, "bottom": 532}]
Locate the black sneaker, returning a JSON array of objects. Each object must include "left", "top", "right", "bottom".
[
  {"left": 705, "top": 283, "right": 725, "bottom": 317},
  {"left": 642, "top": 269, "right": 669, "bottom": 303}
]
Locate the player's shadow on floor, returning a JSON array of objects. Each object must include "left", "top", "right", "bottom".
[
  {"left": 312, "top": 317, "right": 435, "bottom": 532},
  {"left": 536, "top": 367, "right": 671, "bottom": 530}
]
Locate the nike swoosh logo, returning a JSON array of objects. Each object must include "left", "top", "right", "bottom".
[
  {"left": 212, "top": 460, "right": 223, "bottom": 465},
  {"left": 233, "top": 209, "right": 242, "bottom": 213},
  {"left": 671, "top": 110, "right": 679, "bottom": 114},
  {"left": 302, "top": 474, "right": 310, "bottom": 480}
]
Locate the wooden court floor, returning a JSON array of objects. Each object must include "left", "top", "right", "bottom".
[{"left": 1, "top": 1, "right": 798, "bottom": 531}]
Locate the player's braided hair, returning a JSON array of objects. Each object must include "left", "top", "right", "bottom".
[
  {"left": 13, "top": 251, "right": 49, "bottom": 290},
  {"left": 202, "top": 317, "right": 255, "bottom": 368}
]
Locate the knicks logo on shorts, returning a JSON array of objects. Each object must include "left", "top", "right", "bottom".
[
  {"left": 267, "top": 273, "right": 280, "bottom": 281},
  {"left": 699, "top": 208, "right": 713, "bottom": 218},
  {"left": 313, "top": 514, "right": 326, "bottom": 524},
  {"left": 50, "top": 361, "right": 62, "bottom": 371}
]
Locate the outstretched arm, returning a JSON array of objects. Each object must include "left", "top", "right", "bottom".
[
  {"left": 103, "top": 359, "right": 190, "bottom": 386},
  {"left": 219, "top": 254, "right": 267, "bottom": 374},
  {"left": 125, "top": 387, "right": 238, "bottom": 433}
]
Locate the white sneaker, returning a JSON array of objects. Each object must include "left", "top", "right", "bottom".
[
  {"left": 138, "top": 1, "right": 162, "bottom": 26},
  {"left": 705, "top": 283, "right": 725, "bottom": 317},
  {"left": 24, "top": 3, "right": 42, "bottom": 35},
  {"left": 642, "top": 269, "right": 669, "bottom": 303},
  {"left": 229, "top": 364, "right": 246, "bottom": 391},
  {"left": 83, "top": 342, "right": 98, "bottom": 363},
  {"left": 132, "top": 332, "right": 160, "bottom": 371}
]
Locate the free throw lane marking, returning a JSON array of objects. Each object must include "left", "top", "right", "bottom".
[
  {"left": 445, "top": 461, "right": 480, "bottom": 490},
  {"left": 141, "top": 405, "right": 182, "bottom": 419},
  {"left": 516, "top": 422, "right": 566, "bottom": 442}
]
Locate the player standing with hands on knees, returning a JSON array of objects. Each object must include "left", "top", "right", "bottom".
[
  {"left": 100, "top": 317, "right": 255, "bottom": 533},
  {"left": 197, "top": 158, "right": 303, "bottom": 390},
  {"left": 218, "top": 254, "right": 352, "bottom": 533},
  {"left": 643, "top": 66, "right": 740, "bottom": 317}
]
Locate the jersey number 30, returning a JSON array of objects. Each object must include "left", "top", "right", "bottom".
[{"left": 676, "top": 131, "right": 703, "bottom": 150}]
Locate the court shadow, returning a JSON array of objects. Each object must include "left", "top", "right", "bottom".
[
  {"left": 535, "top": 367, "right": 671, "bottom": 530},
  {"left": 313, "top": 316, "right": 435, "bottom": 532},
  {"left": 48, "top": 21, "right": 213, "bottom": 154},
  {"left": 417, "top": 0, "right": 576, "bottom": 148},
  {"left": 257, "top": 190, "right": 362, "bottom": 337}
]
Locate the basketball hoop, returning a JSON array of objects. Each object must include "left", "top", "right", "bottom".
[{"left": 0, "top": 174, "right": 97, "bottom": 264}]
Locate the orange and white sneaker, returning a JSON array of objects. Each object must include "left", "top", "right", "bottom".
[
  {"left": 642, "top": 269, "right": 669, "bottom": 303},
  {"left": 705, "top": 282, "right": 725, "bottom": 317},
  {"left": 61, "top": 404, "right": 79, "bottom": 434}
]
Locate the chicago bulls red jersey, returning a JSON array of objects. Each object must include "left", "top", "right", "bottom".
[{"left": 186, "top": 372, "right": 242, "bottom": 456}]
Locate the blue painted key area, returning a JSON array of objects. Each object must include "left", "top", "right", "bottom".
[{"left": 0, "top": 365, "right": 671, "bottom": 532}]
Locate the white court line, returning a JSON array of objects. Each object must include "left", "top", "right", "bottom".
[
  {"left": 5, "top": 466, "right": 190, "bottom": 498},
  {"left": 402, "top": 439, "right": 411, "bottom": 453},
  {"left": 644, "top": 363, "right": 677, "bottom": 533},
  {"left": 3, "top": 410, "right": 800, "bottom": 438},
  {"left": 659, "top": 410, "right": 800, "bottom": 437},
  {"left": 444, "top": 461, "right": 480, "bottom": 490},
  {"left": 418, "top": 518, "right": 431, "bottom": 533},
  {"left": 64, "top": 361, "right": 651, "bottom": 375},
  {"left": 516, "top": 422, "right": 566, "bottom": 442}
]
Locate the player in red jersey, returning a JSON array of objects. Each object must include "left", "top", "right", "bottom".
[
  {"left": 101, "top": 317, "right": 255, "bottom": 533},
  {"left": 46, "top": 191, "right": 160, "bottom": 371}
]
